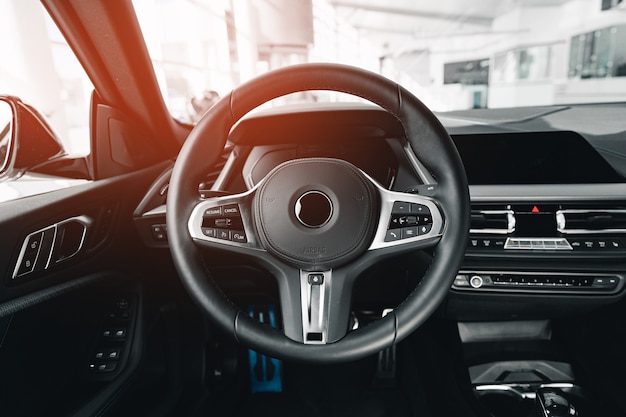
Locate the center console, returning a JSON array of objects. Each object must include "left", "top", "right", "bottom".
[{"left": 453, "top": 203, "right": 626, "bottom": 295}]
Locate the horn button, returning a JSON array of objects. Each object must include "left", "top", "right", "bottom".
[{"left": 254, "top": 158, "right": 379, "bottom": 269}]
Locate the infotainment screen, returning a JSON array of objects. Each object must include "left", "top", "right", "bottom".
[{"left": 451, "top": 131, "right": 623, "bottom": 185}]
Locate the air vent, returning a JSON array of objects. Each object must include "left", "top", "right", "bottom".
[
  {"left": 556, "top": 209, "right": 626, "bottom": 234},
  {"left": 470, "top": 209, "right": 515, "bottom": 234}
]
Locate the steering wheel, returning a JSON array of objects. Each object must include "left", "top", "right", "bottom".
[{"left": 166, "top": 63, "right": 469, "bottom": 363}]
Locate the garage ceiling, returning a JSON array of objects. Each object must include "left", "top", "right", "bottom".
[{"left": 330, "top": 0, "right": 572, "bottom": 54}]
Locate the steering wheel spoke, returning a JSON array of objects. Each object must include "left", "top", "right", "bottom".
[
  {"left": 369, "top": 186, "right": 445, "bottom": 251},
  {"left": 295, "top": 269, "right": 354, "bottom": 344},
  {"left": 188, "top": 190, "right": 263, "bottom": 252}
]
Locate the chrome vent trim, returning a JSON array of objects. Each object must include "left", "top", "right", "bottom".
[
  {"left": 556, "top": 208, "right": 626, "bottom": 234},
  {"left": 470, "top": 209, "right": 515, "bottom": 235}
]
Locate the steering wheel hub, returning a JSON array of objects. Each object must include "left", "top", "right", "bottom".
[{"left": 254, "top": 158, "right": 379, "bottom": 270}]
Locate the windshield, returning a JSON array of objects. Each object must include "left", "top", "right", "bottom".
[{"left": 133, "top": 0, "right": 626, "bottom": 122}]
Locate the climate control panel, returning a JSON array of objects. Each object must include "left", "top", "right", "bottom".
[{"left": 453, "top": 271, "right": 623, "bottom": 294}]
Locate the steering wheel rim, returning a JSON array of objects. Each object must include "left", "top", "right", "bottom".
[{"left": 166, "top": 63, "right": 469, "bottom": 363}]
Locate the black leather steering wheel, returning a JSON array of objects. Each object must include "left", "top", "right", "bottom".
[{"left": 167, "top": 63, "right": 469, "bottom": 363}]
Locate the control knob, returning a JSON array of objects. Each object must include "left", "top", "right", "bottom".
[{"left": 470, "top": 275, "right": 484, "bottom": 289}]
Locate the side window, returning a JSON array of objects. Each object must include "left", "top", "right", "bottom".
[{"left": 0, "top": 1, "right": 93, "bottom": 157}]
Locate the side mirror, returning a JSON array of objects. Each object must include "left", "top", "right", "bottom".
[
  {"left": 0, "top": 98, "right": 14, "bottom": 177},
  {"left": 0, "top": 95, "right": 65, "bottom": 180}
]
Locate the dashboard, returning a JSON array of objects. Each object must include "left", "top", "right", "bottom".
[{"left": 134, "top": 101, "right": 626, "bottom": 320}]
